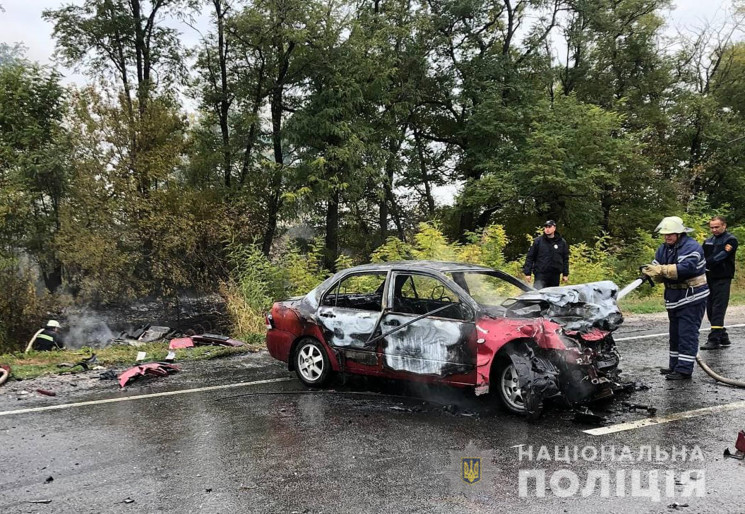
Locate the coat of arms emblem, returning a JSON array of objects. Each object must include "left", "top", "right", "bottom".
[{"left": 461, "top": 457, "right": 481, "bottom": 484}]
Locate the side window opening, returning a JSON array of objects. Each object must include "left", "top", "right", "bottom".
[
  {"left": 321, "top": 272, "right": 387, "bottom": 312},
  {"left": 392, "top": 273, "right": 470, "bottom": 321}
]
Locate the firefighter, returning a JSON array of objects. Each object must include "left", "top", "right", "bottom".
[
  {"left": 701, "top": 215, "right": 738, "bottom": 350},
  {"left": 642, "top": 217, "right": 709, "bottom": 380},
  {"left": 27, "top": 320, "right": 65, "bottom": 352}
]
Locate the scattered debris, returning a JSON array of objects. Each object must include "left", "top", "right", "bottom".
[
  {"left": 118, "top": 362, "right": 180, "bottom": 388},
  {"left": 724, "top": 430, "right": 745, "bottom": 460},
  {"left": 136, "top": 351, "right": 147, "bottom": 362},
  {"left": 36, "top": 389, "right": 57, "bottom": 397},
  {"left": 165, "top": 350, "right": 176, "bottom": 362},
  {"left": 122, "top": 497, "right": 135, "bottom": 504},
  {"left": 45, "top": 476, "right": 54, "bottom": 484},
  {"left": 573, "top": 407, "right": 606, "bottom": 426},
  {"left": 28, "top": 500, "right": 52, "bottom": 504},
  {"left": 0, "top": 364, "right": 10, "bottom": 386},
  {"left": 113, "top": 324, "right": 182, "bottom": 347},
  {"left": 99, "top": 370, "right": 118, "bottom": 381},
  {"left": 621, "top": 402, "right": 657, "bottom": 416},
  {"left": 57, "top": 354, "right": 98, "bottom": 371},
  {"left": 169, "top": 333, "right": 245, "bottom": 350},
  {"left": 668, "top": 502, "right": 689, "bottom": 509}
]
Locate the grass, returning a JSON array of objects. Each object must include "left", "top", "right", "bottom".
[
  {"left": 0, "top": 333, "right": 265, "bottom": 380},
  {"left": 620, "top": 289, "right": 745, "bottom": 315}
]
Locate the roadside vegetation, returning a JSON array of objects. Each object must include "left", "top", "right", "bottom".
[
  {"left": 226, "top": 222, "right": 745, "bottom": 334},
  {"left": 2, "top": 336, "right": 264, "bottom": 380},
  {"left": 2, "top": 1, "right": 745, "bottom": 356}
]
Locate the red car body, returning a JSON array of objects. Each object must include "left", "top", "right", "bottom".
[{"left": 266, "top": 261, "right": 622, "bottom": 414}]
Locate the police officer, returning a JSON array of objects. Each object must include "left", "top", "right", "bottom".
[
  {"left": 701, "top": 215, "right": 738, "bottom": 349},
  {"left": 522, "top": 220, "right": 570, "bottom": 289},
  {"left": 27, "top": 320, "right": 65, "bottom": 352},
  {"left": 642, "top": 217, "right": 709, "bottom": 380}
]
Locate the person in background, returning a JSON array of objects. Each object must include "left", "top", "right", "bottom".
[
  {"left": 26, "top": 320, "right": 65, "bottom": 352},
  {"left": 642, "top": 217, "right": 709, "bottom": 380},
  {"left": 701, "top": 215, "right": 738, "bottom": 350},
  {"left": 522, "top": 220, "right": 570, "bottom": 289}
]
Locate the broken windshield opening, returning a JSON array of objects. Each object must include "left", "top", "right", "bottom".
[{"left": 445, "top": 271, "right": 527, "bottom": 316}]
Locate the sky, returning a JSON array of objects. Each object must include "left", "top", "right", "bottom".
[{"left": 0, "top": 0, "right": 735, "bottom": 83}]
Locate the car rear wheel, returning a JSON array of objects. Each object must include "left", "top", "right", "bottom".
[
  {"left": 294, "top": 338, "right": 331, "bottom": 387},
  {"left": 497, "top": 358, "right": 526, "bottom": 414}
]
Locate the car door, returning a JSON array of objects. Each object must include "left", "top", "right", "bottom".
[
  {"left": 378, "top": 271, "right": 477, "bottom": 383},
  {"left": 317, "top": 271, "right": 388, "bottom": 372}
]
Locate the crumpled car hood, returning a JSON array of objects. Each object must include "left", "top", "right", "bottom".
[{"left": 505, "top": 280, "right": 623, "bottom": 332}]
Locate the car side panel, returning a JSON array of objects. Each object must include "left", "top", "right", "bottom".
[
  {"left": 378, "top": 313, "right": 476, "bottom": 382},
  {"left": 474, "top": 317, "right": 570, "bottom": 389}
]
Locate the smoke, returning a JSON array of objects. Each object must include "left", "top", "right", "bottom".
[{"left": 64, "top": 310, "right": 116, "bottom": 349}]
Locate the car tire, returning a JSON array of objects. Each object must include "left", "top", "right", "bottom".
[
  {"left": 495, "top": 356, "right": 527, "bottom": 415},
  {"left": 294, "top": 338, "right": 331, "bottom": 387}
]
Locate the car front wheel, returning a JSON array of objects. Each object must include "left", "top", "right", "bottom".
[
  {"left": 497, "top": 358, "right": 526, "bottom": 414},
  {"left": 294, "top": 338, "right": 331, "bottom": 387}
]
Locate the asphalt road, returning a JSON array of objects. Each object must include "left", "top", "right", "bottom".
[{"left": 1, "top": 313, "right": 745, "bottom": 513}]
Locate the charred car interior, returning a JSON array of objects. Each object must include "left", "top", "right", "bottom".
[{"left": 266, "top": 261, "right": 627, "bottom": 418}]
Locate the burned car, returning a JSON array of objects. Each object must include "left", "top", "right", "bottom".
[{"left": 265, "top": 261, "right": 624, "bottom": 416}]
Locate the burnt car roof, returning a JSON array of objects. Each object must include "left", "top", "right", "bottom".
[{"left": 335, "top": 260, "right": 497, "bottom": 274}]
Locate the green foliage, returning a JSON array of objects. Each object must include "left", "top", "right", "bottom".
[
  {"left": 0, "top": 261, "right": 56, "bottom": 353},
  {"left": 567, "top": 236, "right": 617, "bottom": 285},
  {"left": 370, "top": 237, "right": 413, "bottom": 263},
  {"left": 8, "top": 0, "right": 745, "bottom": 346},
  {"left": 0, "top": 60, "right": 69, "bottom": 291},
  {"left": 411, "top": 223, "right": 459, "bottom": 261}
]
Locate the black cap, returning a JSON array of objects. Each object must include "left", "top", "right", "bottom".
[{"left": 544, "top": 220, "right": 556, "bottom": 227}]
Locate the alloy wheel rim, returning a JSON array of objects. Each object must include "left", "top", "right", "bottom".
[
  {"left": 500, "top": 363, "right": 525, "bottom": 411},
  {"left": 298, "top": 345, "right": 323, "bottom": 382}
]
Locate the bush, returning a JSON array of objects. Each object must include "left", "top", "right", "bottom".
[{"left": 0, "top": 261, "right": 56, "bottom": 353}]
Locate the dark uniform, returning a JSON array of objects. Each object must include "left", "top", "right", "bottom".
[
  {"left": 522, "top": 233, "right": 570, "bottom": 288},
  {"left": 653, "top": 235, "right": 709, "bottom": 375},
  {"left": 703, "top": 231, "right": 738, "bottom": 346},
  {"left": 31, "top": 328, "right": 64, "bottom": 351}
]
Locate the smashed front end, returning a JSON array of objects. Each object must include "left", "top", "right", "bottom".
[{"left": 501, "top": 281, "right": 625, "bottom": 417}]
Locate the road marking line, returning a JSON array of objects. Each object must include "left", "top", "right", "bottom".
[
  {"left": 584, "top": 400, "right": 745, "bottom": 436},
  {"left": 615, "top": 323, "right": 745, "bottom": 342},
  {"left": 0, "top": 377, "right": 295, "bottom": 417}
]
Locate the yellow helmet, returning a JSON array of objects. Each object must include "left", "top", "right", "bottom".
[{"left": 655, "top": 216, "right": 692, "bottom": 234}]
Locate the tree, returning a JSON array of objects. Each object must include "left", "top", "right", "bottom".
[
  {"left": 416, "top": 0, "right": 565, "bottom": 236},
  {"left": 0, "top": 60, "right": 69, "bottom": 292}
]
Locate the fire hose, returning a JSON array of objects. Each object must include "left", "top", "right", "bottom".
[
  {"left": 618, "top": 272, "right": 745, "bottom": 389},
  {"left": 695, "top": 355, "right": 745, "bottom": 388}
]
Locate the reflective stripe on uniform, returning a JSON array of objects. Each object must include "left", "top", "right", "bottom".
[
  {"left": 665, "top": 289, "right": 710, "bottom": 309},
  {"left": 35, "top": 334, "right": 54, "bottom": 342}
]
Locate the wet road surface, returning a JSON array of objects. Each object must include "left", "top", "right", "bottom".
[{"left": 1, "top": 314, "right": 745, "bottom": 513}]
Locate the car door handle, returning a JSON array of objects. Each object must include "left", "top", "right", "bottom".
[
  {"left": 383, "top": 319, "right": 400, "bottom": 327},
  {"left": 320, "top": 312, "right": 336, "bottom": 318}
]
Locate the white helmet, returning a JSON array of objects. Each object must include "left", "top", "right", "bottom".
[
  {"left": 46, "top": 320, "right": 61, "bottom": 329},
  {"left": 655, "top": 216, "right": 693, "bottom": 235}
]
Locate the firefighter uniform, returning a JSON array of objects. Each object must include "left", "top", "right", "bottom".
[{"left": 652, "top": 235, "right": 709, "bottom": 376}]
